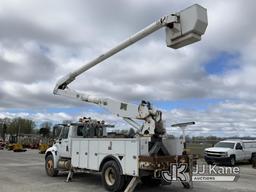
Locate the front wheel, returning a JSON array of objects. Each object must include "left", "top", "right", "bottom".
[
  {"left": 102, "top": 160, "right": 125, "bottom": 192},
  {"left": 45, "top": 154, "right": 58, "bottom": 177},
  {"left": 229, "top": 156, "right": 236, "bottom": 166},
  {"left": 206, "top": 160, "right": 214, "bottom": 165}
]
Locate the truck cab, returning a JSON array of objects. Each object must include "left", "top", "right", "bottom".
[{"left": 204, "top": 140, "right": 256, "bottom": 166}]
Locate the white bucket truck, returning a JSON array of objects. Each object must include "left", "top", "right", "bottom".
[{"left": 45, "top": 4, "right": 208, "bottom": 191}]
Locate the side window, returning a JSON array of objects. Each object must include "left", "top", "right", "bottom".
[
  {"left": 77, "top": 126, "right": 83, "bottom": 137},
  {"left": 236, "top": 143, "right": 242, "bottom": 150},
  {"left": 60, "top": 127, "right": 69, "bottom": 139},
  {"left": 76, "top": 125, "right": 89, "bottom": 137}
]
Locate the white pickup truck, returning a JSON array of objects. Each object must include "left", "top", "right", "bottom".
[{"left": 204, "top": 140, "right": 256, "bottom": 166}]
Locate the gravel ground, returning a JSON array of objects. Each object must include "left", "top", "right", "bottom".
[{"left": 0, "top": 149, "right": 255, "bottom": 192}]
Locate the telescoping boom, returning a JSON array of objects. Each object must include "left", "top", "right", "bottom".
[{"left": 53, "top": 4, "right": 208, "bottom": 135}]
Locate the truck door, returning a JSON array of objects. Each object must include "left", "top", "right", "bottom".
[
  {"left": 58, "top": 126, "right": 71, "bottom": 158},
  {"left": 235, "top": 143, "right": 245, "bottom": 161}
]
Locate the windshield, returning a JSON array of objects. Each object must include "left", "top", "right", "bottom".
[
  {"left": 52, "top": 125, "right": 67, "bottom": 139},
  {"left": 214, "top": 142, "right": 235, "bottom": 149}
]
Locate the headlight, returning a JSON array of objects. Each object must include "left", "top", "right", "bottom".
[{"left": 223, "top": 152, "right": 228, "bottom": 157}]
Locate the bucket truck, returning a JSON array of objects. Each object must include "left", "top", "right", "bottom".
[{"left": 45, "top": 4, "right": 208, "bottom": 192}]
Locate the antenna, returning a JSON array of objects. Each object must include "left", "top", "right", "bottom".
[{"left": 171, "top": 121, "right": 195, "bottom": 148}]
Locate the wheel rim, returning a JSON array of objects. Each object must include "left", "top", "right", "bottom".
[
  {"left": 105, "top": 167, "right": 116, "bottom": 186},
  {"left": 231, "top": 158, "right": 235, "bottom": 165},
  {"left": 47, "top": 159, "right": 53, "bottom": 174}
]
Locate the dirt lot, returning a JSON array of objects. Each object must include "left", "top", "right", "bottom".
[{"left": 0, "top": 149, "right": 255, "bottom": 192}]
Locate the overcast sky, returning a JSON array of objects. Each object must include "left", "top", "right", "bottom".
[{"left": 0, "top": 0, "right": 256, "bottom": 137}]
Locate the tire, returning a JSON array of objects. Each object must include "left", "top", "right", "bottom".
[
  {"left": 206, "top": 160, "right": 214, "bottom": 165},
  {"left": 250, "top": 153, "right": 256, "bottom": 164},
  {"left": 252, "top": 155, "right": 256, "bottom": 168},
  {"left": 181, "top": 181, "right": 191, "bottom": 189},
  {"left": 140, "top": 176, "right": 161, "bottom": 187},
  {"left": 45, "top": 154, "right": 58, "bottom": 177},
  {"left": 101, "top": 160, "right": 125, "bottom": 192},
  {"left": 229, "top": 156, "right": 236, "bottom": 166}
]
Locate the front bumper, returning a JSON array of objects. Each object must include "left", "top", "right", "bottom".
[{"left": 204, "top": 155, "right": 230, "bottom": 164}]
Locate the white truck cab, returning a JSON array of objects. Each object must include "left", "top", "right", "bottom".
[{"left": 204, "top": 140, "right": 256, "bottom": 166}]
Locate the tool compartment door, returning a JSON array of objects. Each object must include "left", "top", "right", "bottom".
[
  {"left": 125, "top": 140, "right": 139, "bottom": 176},
  {"left": 88, "top": 140, "right": 99, "bottom": 170},
  {"left": 79, "top": 140, "right": 89, "bottom": 168},
  {"left": 71, "top": 140, "right": 80, "bottom": 167}
]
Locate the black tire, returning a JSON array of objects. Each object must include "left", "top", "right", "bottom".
[
  {"left": 252, "top": 155, "right": 256, "bottom": 168},
  {"left": 181, "top": 181, "right": 191, "bottom": 189},
  {"left": 229, "top": 156, "right": 236, "bottom": 166},
  {"left": 140, "top": 176, "right": 161, "bottom": 187},
  {"left": 45, "top": 154, "right": 58, "bottom": 177},
  {"left": 250, "top": 153, "right": 256, "bottom": 164},
  {"left": 101, "top": 160, "right": 125, "bottom": 192},
  {"left": 206, "top": 160, "right": 214, "bottom": 165}
]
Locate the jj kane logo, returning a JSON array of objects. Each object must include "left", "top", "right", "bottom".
[{"left": 161, "top": 163, "right": 240, "bottom": 182}]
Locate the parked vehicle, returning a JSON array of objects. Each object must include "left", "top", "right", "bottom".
[
  {"left": 45, "top": 118, "right": 191, "bottom": 191},
  {"left": 204, "top": 140, "right": 256, "bottom": 166}
]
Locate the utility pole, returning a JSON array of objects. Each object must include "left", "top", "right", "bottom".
[{"left": 18, "top": 123, "right": 21, "bottom": 144}]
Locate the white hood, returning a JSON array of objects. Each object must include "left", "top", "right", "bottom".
[{"left": 205, "top": 147, "right": 231, "bottom": 152}]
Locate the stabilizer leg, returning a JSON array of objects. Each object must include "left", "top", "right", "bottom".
[
  {"left": 65, "top": 169, "right": 74, "bottom": 183},
  {"left": 124, "top": 177, "right": 140, "bottom": 192}
]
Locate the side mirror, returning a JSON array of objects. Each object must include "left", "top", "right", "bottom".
[
  {"left": 236, "top": 145, "right": 243, "bottom": 150},
  {"left": 166, "top": 4, "right": 208, "bottom": 49}
]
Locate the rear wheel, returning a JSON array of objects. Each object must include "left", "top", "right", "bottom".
[
  {"left": 140, "top": 176, "right": 161, "bottom": 187},
  {"left": 102, "top": 160, "right": 125, "bottom": 192},
  {"left": 45, "top": 154, "right": 58, "bottom": 177},
  {"left": 250, "top": 153, "right": 256, "bottom": 164},
  {"left": 181, "top": 181, "right": 191, "bottom": 189}
]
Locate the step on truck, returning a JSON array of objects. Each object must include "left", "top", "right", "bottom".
[{"left": 45, "top": 4, "right": 208, "bottom": 191}]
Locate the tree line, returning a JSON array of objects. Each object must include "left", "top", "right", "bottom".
[{"left": 0, "top": 117, "right": 55, "bottom": 139}]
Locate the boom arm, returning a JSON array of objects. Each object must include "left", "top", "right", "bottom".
[
  {"left": 54, "top": 4, "right": 208, "bottom": 135},
  {"left": 54, "top": 15, "right": 176, "bottom": 91}
]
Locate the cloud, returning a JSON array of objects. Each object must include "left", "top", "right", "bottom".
[
  {"left": 1, "top": 100, "right": 256, "bottom": 137},
  {"left": 165, "top": 101, "right": 256, "bottom": 137},
  {"left": 0, "top": 0, "right": 256, "bottom": 136},
  {"left": 0, "top": 42, "right": 56, "bottom": 83}
]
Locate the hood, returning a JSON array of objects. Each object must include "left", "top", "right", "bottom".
[{"left": 205, "top": 147, "right": 231, "bottom": 152}]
